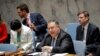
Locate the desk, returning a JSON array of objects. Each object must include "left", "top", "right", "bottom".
[
  {"left": 0, "top": 51, "right": 76, "bottom": 56},
  {"left": 28, "top": 52, "right": 76, "bottom": 56},
  {"left": 65, "top": 54, "right": 76, "bottom": 56},
  {"left": 0, "top": 51, "right": 24, "bottom": 56}
]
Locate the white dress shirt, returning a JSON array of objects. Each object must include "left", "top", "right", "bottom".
[
  {"left": 83, "top": 23, "right": 89, "bottom": 43},
  {"left": 10, "top": 25, "right": 34, "bottom": 53},
  {"left": 27, "top": 13, "right": 32, "bottom": 26}
]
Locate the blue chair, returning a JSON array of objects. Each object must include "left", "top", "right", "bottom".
[
  {"left": 65, "top": 23, "right": 79, "bottom": 40},
  {"left": 0, "top": 44, "right": 17, "bottom": 52},
  {"left": 73, "top": 40, "right": 86, "bottom": 56}
]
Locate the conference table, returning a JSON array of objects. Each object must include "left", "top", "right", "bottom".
[
  {"left": 0, "top": 51, "right": 24, "bottom": 56},
  {"left": 0, "top": 51, "right": 76, "bottom": 56}
]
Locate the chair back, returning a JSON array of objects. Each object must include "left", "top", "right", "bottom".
[
  {"left": 73, "top": 40, "right": 86, "bottom": 56},
  {"left": 65, "top": 23, "right": 79, "bottom": 40},
  {"left": 0, "top": 44, "right": 17, "bottom": 52}
]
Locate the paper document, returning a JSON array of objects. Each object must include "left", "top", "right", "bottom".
[
  {"left": 52, "top": 53, "right": 68, "bottom": 56},
  {"left": 28, "top": 52, "right": 42, "bottom": 56}
]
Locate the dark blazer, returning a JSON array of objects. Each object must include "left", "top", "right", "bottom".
[
  {"left": 76, "top": 23, "right": 100, "bottom": 54},
  {"left": 23, "top": 13, "right": 47, "bottom": 42},
  {"left": 94, "top": 46, "right": 100, "bottom": 56},
  {"left": 76, "top": 23, "right": 100, "bottom": 45},
  {"left": 36, "top": 29, "right": 75, "bottom": 54}
]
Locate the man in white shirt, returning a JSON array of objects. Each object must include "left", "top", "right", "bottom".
[{"left": 10, "top": 19, "right": 35, "bottom": 53}]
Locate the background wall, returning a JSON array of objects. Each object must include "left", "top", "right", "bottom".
[{"left": 0, "top": 0, "right": 100, "bottom": 32}]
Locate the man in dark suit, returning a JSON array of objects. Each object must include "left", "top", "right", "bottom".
[
  {"left": 36, "top": 20, "right": 75, "bottom": 54},
  {"left": 16, "top": 4, "right": 47, "bottom": 42},
  {"left": 76, "top": 11, "right": 100, "bottom": 55}
]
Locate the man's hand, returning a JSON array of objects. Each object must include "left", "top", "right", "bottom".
[
  {"left": 86, "top": 53, "right": 93, "bottom": 56},
  {"left": 17, "top": 48, "right": 24, "bottom": 52},
  {"left": 29, "top": 23, "right": 36, "bottom": 30},
  {"left": 42, "top": 46, "right": 52, "bottom": 52}
]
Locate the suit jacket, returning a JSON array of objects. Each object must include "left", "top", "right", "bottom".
[
  {"left": 76, "top": 23, "right": 100, "bottom": 45},
  {"left": 10, "top": 25, "right": 34, "bottom": 53},
  {"left": 36, "top": 29, "right": 75, "bottom": 54},
  {"left": 23, "top": 13, "right": 47, "bottom": 42},
  {"left": 94, "top": 46, "right": 100, "bottom": 56},
  {"left": 76, "top": 23, "right": 100, "bottom": 54}
]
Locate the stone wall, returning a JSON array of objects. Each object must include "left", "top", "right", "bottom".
[{"left": 0, "top": 0, "right": 100, "bottom": 32}]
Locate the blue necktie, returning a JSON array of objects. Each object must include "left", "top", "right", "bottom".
[{"left": 51, "top": 38, "right": 55, "bottom": 47}]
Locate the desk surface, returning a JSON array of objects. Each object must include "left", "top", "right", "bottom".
[
  {"left": 65, "top": 54, "right": 76, "bottom": 56},
  {"left": 0, "top": 51, "right": 24, "bottom": 56},
  {"left": 28, "top": 52, "right": 76, "bottom": 56},
  {"left": 0, "top": 51, "right": 76, "bottom": 56}
]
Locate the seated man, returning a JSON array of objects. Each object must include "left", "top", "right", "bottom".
[
  {"left": 10, "top": 19, "right": 35, "bottom": 53},
  {"left": 36, "top": 20, "right": 75, "bottom": 54},
  {"left": 76, "top": 11, "right": 100, "bottom": 55}
]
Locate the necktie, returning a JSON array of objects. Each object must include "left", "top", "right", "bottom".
[
  {"left": 82, "top": 27, "right": 84, "bottom": 41},
  {"left": 51, "top": 38, "right": 56, "bottom": 47},
  {"left": 17, "top": 32, "right": 21, "bottom": 48}
]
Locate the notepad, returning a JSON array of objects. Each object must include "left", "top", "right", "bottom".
[
  {"left": 52, "top": 53, "right": 68, "bottom": 56},
  {"left": 28, "top": 52, "right": 42, "bottom": 56},
  {"left": 0, "top": 51, "right": 5, "bottom": 54}
]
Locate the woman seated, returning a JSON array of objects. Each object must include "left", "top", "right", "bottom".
[{"left": 0, "top": 14, "right": 8, "bottom": 43}]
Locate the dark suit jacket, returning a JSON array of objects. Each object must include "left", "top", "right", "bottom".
[
  {"left": 94, "top": 46, "right": 100, "bottom": 56},
  {"left": 76, "top": 23, "right": 100, "bottom": 54},
  {"left": 36, "top": 29, "right": 75, "bottom": 54},
  {"left": 23, "top": 13, "right": 47, "bottom": 42}
]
